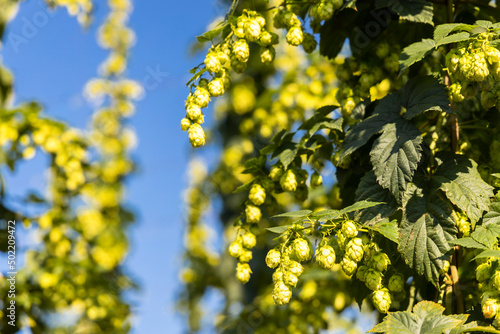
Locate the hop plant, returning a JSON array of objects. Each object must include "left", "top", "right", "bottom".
[
  {"left": 310, "top": 172, "right": 323, "bottom": 187},
  {"left": 482, "top": 298, "right": 500, "bottom": 319},
  {"left": 280, "top": 169, "right": 298, "bottom": 192},
  {"left": 241, "top": 231, "right": 257, "bottom": 249},
  {"left": 356, "top": 265, "right": 369, "bottom": 282},
  {"left": 266, "top": 249, "right": 281, "bottom": 268},
  {"left": 472, "top": 52, "right": 489, "bottom": 81},
  {"left": 315, "top": 245, "right": 336, "bottom": 269},
  {"left": 239, "top": 249, "right": 253, "bottom": 263},
  {"left": 208, "top": 78, "right": 225, "bottom": 97},
  {"left": 372, "top": 288, "right": 392, "bottom": 313},
  {"left": 476, "top": 262, "right": 492, "bottom": 283},
  {"left": 249, "top": 183, "right": 266, "bottom": 206},
  {"left": 286, "top": 26, "right": 304, "bottom": 46},
  {"left": 236, "top": 263, "right": 252, "bottom": 284},
  {"left": 233, "top": 39, "right": 250, "bottom": 62},
  {"left": 245, "top": 204, "right": 262, "bottom": 223},
  {"left": 287, "top": 260, "right": 304, "bottom": 276},
  {"left": 284, "top": 272, "right": 298, "bottom": 287},
  {"left": 449, "top": 83, "right": 465, "bottom": 103},
  {"left": 193, "top": 87, "right": 211, "bottom": 108},
  {"left": 269, "top": 165, "right": 284, "bottom": 181},
  {"left": 260, "top": 31, "right": 278, "bottom": 46},
  {"left": 273, "top": 280, "right": 292, "bottom": 305},
  {"left": 205, "top": 52, "right": 222, "bottom": 73},
  {"left": 292, "top": 237, "right": 313, "bottom": 262},
  {"left": 260, "top": 47, "right": 276, "bottom": 64},
  {"left": 282, "top": 11, "right": 300, "bottom": 27},
  {"left": 365, "top": 268, "right": 383, "bottom": 291},
  {"left": 180, "top": 118, "right": 191, "bottom": 131},
  {"left": 388, "top": 273, "right": 405, "bottom": 293},
  {"left": 302, "top": 33, "right": 317, "bottom": 54},
  {"left": 188, "top": 123, "right": 206, "bottom": 147},
  {"left": 341, "top": 256, "right": 357, "bottom": 276},
  {"left": 186, "top": 103, "right": 202, "bottom": 120},
  {"left": 341, "top": 220, "right": 358, "bottom": 238},
  {"left": 244, "top": 19, "right": 262, "bottom": 42},
  {"left": 228, "top": 240, "right": 244, "bottom": 258},
  {"left": 311, "top": 1, "right": 335, "bottom": 21},
  {"left": 345, "top": 237, "right": 364, "bottom": 263},
  {"left": 369, "top": 252, "right": 391, "bottom": 272},
  {"left": 230, "top": 55, "right": 248, "bottom": 73}
]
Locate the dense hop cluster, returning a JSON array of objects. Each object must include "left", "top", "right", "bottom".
[
  {"left": 266, "top": 234, "right": 312, "bottom": 305},
  {"left": 270, "top": 165, "right": 314, "bottom": 202},
  {"left": 446, "top": 33, "right": 500, "bottom": 109},
  {"left": 477, "top": 259, "right": 500, "bottom": 322}
]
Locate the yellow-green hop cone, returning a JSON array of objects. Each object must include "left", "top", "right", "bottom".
[
  {"left": 315, "top": 245, "right": 336, "bottom": 269},
  {"left": 230, "top": 55, "right": 247, "bottom": 74},
  {"left": 228, "top": 241, "right": 244, "bottom": 258},
  {"left": 459, "top": 53, "right": 474, "bottom": 80},
  {"left": 273, "top": 9, "right": 286, "bottom": 29},
  {"left": 249, "top": 183, "right": 266, "bottom": 206},
  {"left": 311, "top": 1, "right": 334, "bottom": 21},
  {"left": 233, "top": 39, "right": 250, "bottom": 62},
  {"left": 310, "top": 172, "right": 323, "bottom": 187},
  {"left": 345, "top": 237, "right": 364, "bottom": 262},
  {"left": 445, "top": 49, "right": 461, "bottom": 73},
  {"left": 481, "top": 91, "right": 497, "bottom": 110},
  {"left": 273, "top": 280, "right": 292, "bottom": 305},
  {"left": 260, "top": 46, "right": 276, "bottom": 64},
  {"left": 287, "top": 260, "right": 304, "bottom": 276},
  {"left": 234, "top": 26, "right": 245, "bottom": 38},
  {"left": 216, "top": 50, "right": 229, "bottom": 65},
  {"left": 260, "top": 31, "right": 276, "bottom": 46},
  {"left": 266, "top": 249, "right": 281, "bottom": 268},
  {"left": 188, "top": 124, "right": 206, "bottom": 147},
  {"left": 241, "top": 231, "right": 257, "bottom": 249},
  {"left": 208, "top": 78, "right": 225, "bottom": 97},
  {"left": 301, "top": 33, "right": 317, "bottom": 54},
  {"left": 194, "top": 114, "right": 204, "bottom": 125},
  {"left": 449, "top": 83, "right": 465, "bottom": 103},
  {"left": 341, "top": 220, "right": 358, "bottom": 238},
  {"left": 485, "top": 46, "right": 500, "bottom": 64},
  {"left": 356, "top": 265, "right": 369, "bottom": 282},
  {"left": 292, "top": 237, "right": 313, "bottom": 262},
  {"left": 193, "top": 87, "right": 211, "bottom": 108},
  {"left": 476, "top": 262, "right": 492, "bottom": 283},
  {"left": 204, "top": 52, "right": 222, "bottom": 74},
  {"left": 284, "top": 272, "right": 298, "bottom": 287},
  {"left": 388, "top": 273, "right": 405, "bottom": 293},
  {"left": 180, "top": 118, "right": 191, "bottom": 131},
  {"left": 492, "top": 271, "right": 500, "bottom": 290},
  {"left": 372, "top": 288, "right": 392, "bottom": 313},
  {"left": 283, "top": 11, "right": 300, "bottom": 27},
  {"left": 280, "top": 169, "right": 298, "bottom": 192},
  {"left": 472, "top": 52, "right": 489, "bottom": 81},
  {"left": 286, "top": 26, "right": 304, "bottom": 46},
  {"left": 186, "top": 103, "right": 202, "bottom": 120},
  {"left": 369, "top": 252, "right": 391, "bottom": 272},
  {"left": 483, "top": 298, "right": 500, "bottom": 319},
  {"left": 236, "top": 263, "right": 252, "bottom": 284},
  {"left": 341, "top": 256, "right": 357, "bottom": 276},
  {"left": 245, "top": 204, "right": 261, "bottom": 223},
  {"left": 365, "top": 268, "right": 383, "bottom": 291},
  {"left": 270, "top": 165, "right": 284, "bottom": 181},
  {"left": 239, "top": 249, "right": 253, "bottom": 263},
  {"left": 272, "top": 268, "right": 284, "bottom": 282},
  {"left": 461, "top": 81, "right": 476, "bottom": 100},
  {"left": 244, "top": 19, "right": 261, "bottom": 42}
]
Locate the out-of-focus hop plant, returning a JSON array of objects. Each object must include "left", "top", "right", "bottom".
[{"left": 181, "top": 0, "right": 500, "bottom": 333}]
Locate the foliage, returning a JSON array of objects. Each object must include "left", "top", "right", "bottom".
[{"left": 180, "top": 0, "right": 500, "bottom": 332}]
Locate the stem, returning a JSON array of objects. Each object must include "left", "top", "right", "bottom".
[{"left": 407, "top": 282, "right": 416, "bottom": 312}]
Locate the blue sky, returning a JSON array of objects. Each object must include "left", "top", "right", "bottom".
[{"left": 1, "top": 0, "right": 225, "bottom": 332}]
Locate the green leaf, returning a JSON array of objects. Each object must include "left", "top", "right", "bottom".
[
  {"left": 400, "top": 77, "right": 452, "bottom": 119},
  {"left": 399, "top": 188, "right": 456, "bottom": 285},
  {"left": 368, "top": 220, "right": 399, "bottom": 244},
  {"left": 319, "top": 9, "right": 357, "bottom": 59},
  {"left": 472, "top": 249, "right": 500, "bottom": 261},
  {"left": 340, "top": 94, "right": 401, "bottom": 161},
  {"left": 370, "top": 119, "right": 423, "bottom": 202},
  {"left": 233, "top": 180, "right": 253, "bottom": 194},
  {"left": 338, "top": 200, "right": 384, "bottom": 215},
  {"left": 483, "top": 201, "right": 500, "bottom": 226},
  {"left": 376, "top": 0, "right": 434, "bottom": 25},
  {"left": 435, "top": 31, "right": 471, "bottom": 47},
  {"left": 399, "top": 39, "right": 436, "bottom": 74},
  {"left": 196, "top": 23, "right": 227, "bottom": 43},
  {"left": 432, "top": 154, "right": 494, "bottom": 226},
  {"left": 274, "top": 142, "right": 298, "bottom": 170},
  {"left": 470, "top": 224, "right": 500, "bottom": 248},
  {"left": 299, "top": 105, "right": 342, "bottom": 136},
  {"left": 434, "top": 23, "right": 464, "bottom": 41},
  {"left": 266, "top": 226, "right": 292, "bottom": 234},
  {"left": 271, "top": 210, "right": 312, "bottom": 220},
  {"left": 242, "top": 156, "right": 266, "bottom": 174},
  {"left": 355, "top": 171, "right": 399, "bottom": 225},
  {"left": 369, "top": 301, "right": 467, "bottom": 334},
  {"left": 186, "top": 68, "right": 207, "bottom": 86},
  {"left": 448, "top": 237, "right": 488, "bottom": 249}
]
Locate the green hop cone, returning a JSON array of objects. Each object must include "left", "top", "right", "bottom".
[
  {"left": 315, "top": 245, "right": 336, "bottom": 269},
  {"left": 294, "top": 186, "right": 308, "bottom": 202},
  {"left": 476, "top": 262, "right": 492, "bottom": 283},
  {"left": 244, "top": 19, "right": 262, "bottom": 42},
  {"left": 216, "top": 50, "right": 229, "bottom": 65},
  {"left": 272, "top": 268, "right": 284, "bottom": 282},
  {"left": 239, "top": 249, "right": 253, "bottom": 263},
  {"left": 369, "top": 252, "right": 391, "bottom": 272},
  {"left": 341, "top": 256, "right": 357, "bottom": 276},
  {"left": 269, "top": 165, "right": 284, "bottom": 181},
  {"left": 198, "top": 78, "right": 209, "bottom": 88},
  {"left": 204, "top": 52, "right": 222, "bottom": 73},
  {"left": 472, "top": 52, "right": 489, "bottom": 81},
  {"left": 233, "top": 39, "right": 250, "bottom": 62},
  {"left": 458, "top": 53, "right": 474, "bottom": 80},
  {"left": 372, "top": 288, "right": 392, "bottom": 313},
  {"left": 287, "top": 260, "right": 304, "bottom": 276},
  {"left": 311, "top": 1, "right": 334, "bottom": 21},
  {"left": 284, "top": 272, "right": 299, "bottom": 287},
  {"left": 292, "top": 237, "right": 313, "bottom": 262},
  {"left": 180, "top": 118, "right": 191, "bottom": 131},
  {"left": 234, "top": 26, "right": 245, "bottom": 39},
  {"left": 492, "top": 62, "right": 500, "bottom": 80},
  {"left": 188, "top": 124, "right": 206, "bottom": 147},
  {"left": 280, "top": 169, "right": 298, "bottom": 192},
  {"left": 241, "top": 231, "right": 257, "bottom": 249},
  {"left": 481, "top": 91, "right": 497, "bottom": 110},
  {"left": 228, "top": 241, "right": 244, "bottom": 258},
  {"left": 236, "top": 263, "right": 252, "bottom": 284},
  {"left": 482, "top": 298, "right": 500, "bottom": 319},
  {"left": 356, "top": 265, "right": 369, "bottom": 282},
  {"left": 186, "top": 103, "right": 202, "bottom": 120},
  {"left": 273, "top": 280, "right": 292, "bottom": 305},
  {"left": 345, "top": 237, "right": 364, "bottom": 263},
  {"left": 230, "top": 55, "right": 247, "bottom": 74},
  {"left": 283, "top": 11, "right": 300, "bottom": 27},
  {"left": 365, "top": 268, "right": 383, "bottom": 291},
  {"left": 485, "top": 46, "right": 500, "bottom": 64},
  {"left": 266, "top": 249, "right": 281, "bottom": 268},
  {"left": 193, "top": 87, "right": 211, "bottom": 108},
  {"left": 341, "top": 220, "right": 358, "bottom": 238},
  {"left": 249, "top": 183, "right": 266, "bottom": 206},
  {"left": 194, "top": 114, "right": 204, "bottom": 124},
  {"left": 273, "top": 9, "right": 286, "bottom": 29},
  {"left": 245, "top": 204, "right": 261, "bottom": 223},
  {"left": 301, "top": 33, "right": 317, "bottom": 54},
  {"left": 449, "top": 83, "right": 465, "bottom": 103},
  {"left": 286, "top": 26, "right": 304, "bottom": 46},
  {"left": 310, "top": 172, "right": 323, "bottom": 187},
  {"left": 260, "top": 31, "right": 278, "bottom": 46},
  {"left": 208, "top": 78, "right": 225, "bottom": 97},
  {"left": 440, "top": 260, "right": 450, "bottom": 275},
  {"left": 260, "top": 46, "right": 276, "bottom": 64},
  {"left": 492, "top": 271, "right": 500, "bottom": 290},
  {"left": 388, "top": 273, "right": 405, "bottom": 293},
  {"left": 461, "top": 81, "right": 476, "bottom": 99},
  {"left": 445, "top": 49, "right": 461, "bottom": 73},
  {"left": 336, "top": 231, "right": 347, "bottom": 251}
]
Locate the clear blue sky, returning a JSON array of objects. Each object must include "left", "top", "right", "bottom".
[{"left": 1, "top": 0, "right": 225, "bottom": 332}]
